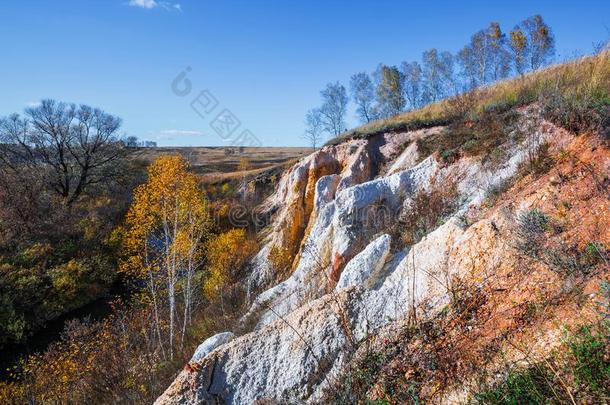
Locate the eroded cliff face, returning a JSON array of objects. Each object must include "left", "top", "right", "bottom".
[
  {"left": 247, "top": 129, "right": 431, "bottom": 291},
  {"left": 156, "top": 108, "right": 610, "bottom": 404}
]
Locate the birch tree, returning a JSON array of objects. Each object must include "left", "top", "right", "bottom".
[
  {"left": 522, "top": 15, "right": 555, "bottom": 70},
  {"left": 401, "top": 61, "right": 423, "bottom": 110},
  {"left": 510, "top": 27, "right": 529, "bottom": 76},
  {"left": 349, "top": 72, "right": 375, "bottom": 123},
  {"left": 304, "top": 108, "right": 324, "bottom": 149},
  {"left": 121, "top": 155, "right": 209, "bottom": 359},
  {"left": 458, "top": 45, "right": 479, "bottom": 90},
  {"left": 375, "top": 64, "right": 405, "bottom": 118},
  {"left": 319, "top": 82, "right": 349, "bottom": 136},
  {"left": 487, "top": 22, "right": 511, "bottom": 81},
  {"left": 422, "top": 49, "right": 455, "bottom": 103}
]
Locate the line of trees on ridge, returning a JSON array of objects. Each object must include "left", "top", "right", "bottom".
[{"left": 304, "top": 15, "right": 556, "bottom": 148}]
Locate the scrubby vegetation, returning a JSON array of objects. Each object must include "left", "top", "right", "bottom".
[
  {"left": 0, "top": 150, "right": 262, "bottom": 402},
  {"left": 415, "top": 108, "right": 520, "bottom": 165},
  {"left": 0, "top": 100, "right": 143, "bottom": 348},
  {"left": 328, "top": 282, "right": 610, "bottom": 405},
  {"left": 474, "top": 322, "right": 610, "bottom": 404},
  {"left": 392, "top": 178, "right": 460, "bottom": 247},
  {"left": 515, "top": 208, "right": 607, "bottom": 275}
]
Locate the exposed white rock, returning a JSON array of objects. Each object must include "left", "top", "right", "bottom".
[
  {"left": 157, "top": 109, "right": 572, "bottom": 405},
  {"left": 314, "top": 174, "right": 340, "bottom": 211},
  {"left": 246, "top": 156, "right": 438, "bottom": 329},
  {"left": 331, "top": 155, "right": 438, "bottom": 261},
  {"left": 336, "top": 143, "right": 371, "bottom": 192},
  {"left": 155, "top": 289, "right": 362, "bottom": 405},
  {"left": 386, "top": 141, "right": 419, "bottom": 175},
  {"left": 336, "top": 234, "right": 391, "bottom": 290},
  {"left": 190, "top": 332, "right": 235, "bottom": 363},
  {"left": 242, "top": 200, "right": 337, "bottom": 328}
]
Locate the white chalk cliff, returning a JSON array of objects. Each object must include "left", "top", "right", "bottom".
[{"left": 156, "top": 108, "right": 565, "bottom": 404}]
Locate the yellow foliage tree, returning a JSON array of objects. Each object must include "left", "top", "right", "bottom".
[
  {"left": 204, "top": 229, "right": 257, "bottom": 312},
  {"left": 121, "top": 155, "right": 209, "bottom": 359}
]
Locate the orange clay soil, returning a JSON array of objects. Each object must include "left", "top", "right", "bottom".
[{"left": 366, "top": 132, "right": 609, "bottom": 403}]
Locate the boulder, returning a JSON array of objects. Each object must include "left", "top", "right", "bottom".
[
  {"left": 336, "top": 234, "right": 391, "bottom": 290},
  {"left": 190, "top": 332, "right": 235, "bottom": 363}
]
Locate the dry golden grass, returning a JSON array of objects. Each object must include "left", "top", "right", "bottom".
[
  {"left": 137, "top": 146, "right": 311, "bottom": 181},
  {"left": 328, "top": 51, "right": 609, "bottom": 145}
]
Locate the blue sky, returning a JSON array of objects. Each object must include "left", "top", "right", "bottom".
[{"left": 0, "top": 1, "right": 608, "bottom": 147}]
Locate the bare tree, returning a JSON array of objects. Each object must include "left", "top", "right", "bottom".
[
  {"left": 303, "top": 108, "right": 324, "bottom": 149},
  {"left": 401, "top": 61, "right": 423, "bottom": 110},
  {"left": 458, "top": 22, "right": 510, "bottom": 88},
  {"left": 319, "top": 82, "right": 349, "bottom": 137},
  {"left": 422, "top": 49, "right": 455, "bottom": 103},
  {"left": 0, "top": 99, "right": 128, "bottom": 206},
  {"left": 349, "top": 72, "right": 375, "bottom": 123},
  {"left": 470, "top": 30, "right": 490, "bottom": 85},
  {"left": 375, "top": 64, "right": 405, "bottom": 118},
  {"left": 457, "top": 45, "right": 479, "bottom": 90},
  {"left": 522, "top": 15, "right": 555, "bottom": 70}
]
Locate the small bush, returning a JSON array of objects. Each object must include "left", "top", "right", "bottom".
[
  {"left": 540, "top": 243, "right": 601, "bottom": 275},
  {"left": 474, "top": 320, "right": 610, "bottom": 404},
  {"left": 585, "top": 241, "right": 608, "bottom": 266},
  {"left": 394, "top": 179, "right": 460, "bottom": 247},
  {"left": 564, "top": 325, "right": 610, "bottom": 394},
  {"left": 542, "top": 88, "right": 610, "bottom": 137},
  {"left": 514, "top": 210, "right": 603, "bottom": 275},
  {"left": 268, "top": 244, "right": 294, "bottom": 278},
  {"left": 331, "top": 350, "right": 389, "bottom": 404},
  {"left": 515, "top": 208, "right": 550, "bottom": 256},
  {"left": 473, "top": 366, "right": 556, "bottom": 404}
]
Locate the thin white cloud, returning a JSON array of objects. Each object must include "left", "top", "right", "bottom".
[
  {"left": 26, "top": 101, "right": 42, "bottom": 108},
  {"left": 128, "top": 0, "right": 157, "bottom": 9},
  {"left": 128, "top": 0, "right": 182, "bottom": 11},
  {"left": 160, "top": 129, "right": 204, "bottom": 136}
]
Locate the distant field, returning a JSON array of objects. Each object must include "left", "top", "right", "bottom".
[{"left": 138, "top": 146, "right": 312, "bottom": 181}]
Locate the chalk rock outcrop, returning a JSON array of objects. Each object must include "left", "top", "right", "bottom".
[
  {"left": 190, "top": 332, "right": 235, "bottom": 363},
  {"left": 155, "top": 288, "right": 363, "bottom": 404},
  {"left": 336, "top": 233, "right": 391, "bottom": 290},
  {"left": 157, "top": 109, "right": 574, "bottom": 404}
]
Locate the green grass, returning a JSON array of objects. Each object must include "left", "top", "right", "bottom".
[
  {"left": 473, "top": 322, "right": 610, "bottom": 404},
  {"left": 564, "top": 325, "right": 610, "bottom": 394},
  {"left": 474, "top": 367, "right": 556, "bottom": 404}
]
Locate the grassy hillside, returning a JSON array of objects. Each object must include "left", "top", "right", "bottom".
[{"left": 328, "top": 51, "right": 609, "bottom": 145}]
